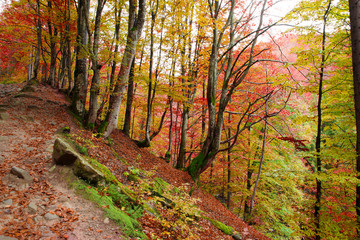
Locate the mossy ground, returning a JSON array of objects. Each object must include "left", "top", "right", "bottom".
[
  {"left": 61, "top": 131, "right": 239, "bottom": 239},
  {"left": 71, "top": 179, "right": 147, "bottom": 239}
]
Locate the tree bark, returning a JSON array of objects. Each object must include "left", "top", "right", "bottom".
[
  {"left": 314, "top": 2, "right": 331, "bottom": 238},
  {"left": 123, "top": 59, "right": 135, "bottom": 136},
  {"left": 349, "top": 0, "right": 360, "bottom": 238},
  {"left": 71, "top": 0, "right": 90, "bottom": 117},
  {"left": 103, "top": 0, "right": 146, "bottom": 138},
  {"left": 87, "top": 0, "right": 107, "bottom": 128},
  {"left": 47, "top": 0, "right": 58, "bottom": 88},
  {"left": 30, "top": 0, "right": 42, "bottom": 84}
]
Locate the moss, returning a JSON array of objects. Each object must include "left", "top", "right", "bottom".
[
  {"left": 187, "top": 152, "right": 205, "bottom": 180},
  {"left": 87, "top": 122, "right": 95, "bottom": 131},
  {"left": 153, "top": 177, "right": 170, "bottom": 194},
  {"left": 72, "top": 180, "right": 147, "bottom": 239},
  {"left": 203, "top": 216, "right": 234, "bottom": 235},
  {"left": 67, "top": 109, "right": 84, "bottom": 127},
  {"left": 97, "top": 119, "right": 108, "bottom": 134},
  {"left": 84, "top": 157, "right": 138, "bottom": 202},
  {"left": 187, "top": 151, "right": 217, "bottom": 181},
  {"left": 61, "top": 126, "right": 71, "bottom": 134},
  {"left": 76, "top": 144, "right": 88, "bottom": 156},
  {"left": 164, "top": 151, "right": 171, "bottom": 163}
]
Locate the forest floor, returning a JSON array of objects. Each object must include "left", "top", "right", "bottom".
[{"left": 0, "top": 83, "right": 270, "bottom": 240}]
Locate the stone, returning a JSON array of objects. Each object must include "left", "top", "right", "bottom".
[
  {"left": 28, "top": 201, "right": 38, "bottom": 214},
  {"left": 44, "top": 212, "right": 59, "bottom": 221},
  {"left": 62, "top": 202, "right": 72, "bottom": 209},
  {"left": 232, "top": 232, "right": 243, "bottom": 240},
  {"left": 34, "top": 216, "right": 43, "bottom": 223},
  {"left": 20, "top": 116, "right": 34, "bottom": 122},
  {"left": 73, "top": 156, "right": 105, "bottom": 184},
  {"left": 0, "top": 113, "right": 10, "bottom": 120},
  {"left": 10, "top": 167, "right": 33, "bottom": 182},
  {"left": 0, "top": 235, "right": 18, "bottom": 240},
  {"left": 103, "top": 218, "right": 110, "bottom": 224},
  {"left": 27, "top": 105, "right": 39, "bottom": 109},
  {"left": 53, "top": 138, "right": 105, "bottom": 184},
  {"left": 2, "top": 199, "right": 12, "bottom": 205},
  {"left": 52, "top": 138, "right": 79, "bottom": 165}
]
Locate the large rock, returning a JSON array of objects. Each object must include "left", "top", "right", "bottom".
[
  {"left": 52, "top": 138, "right": 105, "bottom": 184},
  {"left": 53, "top": 138, "right": 78, "bottom": 165}
]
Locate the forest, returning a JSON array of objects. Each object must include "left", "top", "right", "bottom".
[{"left": 0, "top": 0, "right": 359, "bottom": 239}]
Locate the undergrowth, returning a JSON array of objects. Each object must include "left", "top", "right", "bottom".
[{"left": 63, "top": 130, "right": 237, "bottom": 239}]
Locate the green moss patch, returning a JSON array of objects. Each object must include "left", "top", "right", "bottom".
[
  {"left": 203, "top": 216, "right": 234, "bottom": 235},
  {"left": 72, "top": 180, "right": 147, "bottom": 239}
]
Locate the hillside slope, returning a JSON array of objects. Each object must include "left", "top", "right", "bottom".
[{"left": 0, "top": 83, "right": 270, "bottom": 240}]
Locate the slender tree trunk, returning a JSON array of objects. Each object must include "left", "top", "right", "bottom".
[
  {"left": 176, "top": 108, "right": 189, "bottom": 168},
  {"left": 30, "top": 0, "right": 42, "bottom": 83},
  {"left": 103, "top": 0, "right": 146, "bottom": 138},
  {"left": 166, "top": 58, "right": 176, "bottom": 162},
  {"left": 143, "top": 0, "right": 160, "bottom": 146},
  {"left": 66, "top": 0, "right": 73, "bottom": 92},
  {"left": 28, "top": 50, "right": 33, "bottom": 81},
  {"left": 123, "top": 59, "right": 135, "bottom": 136},
  {"left": 348, "top": 0, "right": 360, "bottom": 238},
  {"left": 315, "top": 3, "right": 331, "bottom": 238},
  {"left": 249, "top": 121, "right": 267, "bottom": 216},
  {"left": 227, "top": 112, "right": 231, "bottom": 209},
  {"left": 87, "top": 0, "right": 107, "bottom": 127},
  {"left": 47, "top": 0, "right": 58, "bottom": 87}
]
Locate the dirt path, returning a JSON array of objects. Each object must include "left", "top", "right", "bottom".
[{"left": 0, "top": 83, "right": 125, "bottom": 240}]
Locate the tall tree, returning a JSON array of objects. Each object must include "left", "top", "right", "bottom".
[
  {"left": 349, "top": 0, "right": 360, "bottom": 237},
  {"left": 71, "top": 0, "right": 90, "bottom": 117},
  {"left": 103, "top": 0, "right": 146, "bottom": 138},
  {"left": 187, "top": 0, "right": 285, "bottom": 180},
  {"left": 87, "top": 0, "right": 107, "bottom": 127}
]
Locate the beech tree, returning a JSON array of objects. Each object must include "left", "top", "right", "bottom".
[
  {"left": 187, "top": 0, "right": 288, "bottom": 180},
  {"left": 103, "top": 0, "right": 146, "bottom": 138},
  {"left": 71, "top": 0, "right": 90, "bottom": 117}
]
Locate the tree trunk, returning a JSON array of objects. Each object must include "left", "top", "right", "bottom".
[
  {"left": 315, "top": 2, "right": 331, "bottom": 238},
  {"left": 227, "top": 113, "right": 231, "bottom": 209},
  {"left": 103, "top": 0, "right": 146, "bottom": 138},
  {"left": 30, "top": 0, "right": 42, "bottom": 84},
  {"left": 249, "top": 121, "right": 267, "bottom": 216},
  {"left": 47, "top": 0, "right": 58, "bottom": 88},
  {"left": 348, "top": 0, "right": 360, "bottom": 238},
  {"left": 176, "top": 107, "right": 189, "bottom": 168},
  {"left": 87, "top": 0, "right": 107, "bottom": 128},
  {"left": 143, "top": 0, "right": 160, "bottom": 147},
  {"left": 123, "top": 59, "right": 135, "bottom": 136},
  {"left": 71, "top": 0, "right": 90, "bottom": 117},
  {"left": 66, "top": 0, "right": 73, "bottom": 92}
]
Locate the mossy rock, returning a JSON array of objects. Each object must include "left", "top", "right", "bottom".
[
  {"left": 20, "top": 84, "right": 36, "bottom": 92},
  {"left": 203, "top": 216, "right": 234, "bottom": 235},
  {"left": 53, "top": 138, "right": 104, "bottom": 184}
]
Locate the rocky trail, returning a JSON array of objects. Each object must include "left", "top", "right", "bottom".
[{"left": 0, "top": 83, "right": 269, "bottom": 240}]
